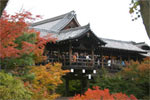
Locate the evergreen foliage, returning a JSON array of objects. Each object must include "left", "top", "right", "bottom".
[{"left": 89, "top": 58, "right": 150, "bottom": 99}]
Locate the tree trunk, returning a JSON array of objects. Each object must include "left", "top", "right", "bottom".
[
  {"left": 139, "top": 0, "right": 150, "bottom": 39},
  {"left": 0, "top": 0, "right": 9, "bottom": 17}
]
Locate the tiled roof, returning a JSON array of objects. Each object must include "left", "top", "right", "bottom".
[
  {"left": 133, "top": 42, "right": 150, "bottom": 57},
  {"left": 37, "top": 24, "right": 89, "bottom": 41},
  {"left": 38, "top": 24, "right": 105, "bottom": 44},
  {"left": 100, "top": 38, "right": 146, "bottom": 53},
  {"left": 53, "top": 25, "right": 89, "bottom": 41},
  {"left": 30, "top": 11, "right": 80, "bottom": 32},
  {"left": 36, "top": 24, "right": 105, "bottom": 45},
  {"left": 134, "top": 42, "right": 150, "bottom": 49},
  {"left": 30, "top": 11, "right": 148, "bottom": 54},
  {"left": 140, "top": 52, "right": 150, "bottom": 57}
]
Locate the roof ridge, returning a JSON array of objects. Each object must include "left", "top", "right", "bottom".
[
  {"left": 60, "top": 24, "right": 90, "bottom": 33},
  {"left": 31, "top": 11, "right": 75, "bottom": 26},
  {"left": 51, "top": 11, "right": 76, "bottom": 32},
  {"left": 100, "top": 37, "right": 132, "bottom": 43},
  {"left": 32, "top": 28, "right": 57, "bottom": 33},
  {"left": 100, "top": 38, "right": 146, "bottom": 52},
  {"left": 135, "top": 42, "right": 146, "bottom": 45}
]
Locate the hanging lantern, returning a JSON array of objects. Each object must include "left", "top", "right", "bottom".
[
  {"left": 93, "top": 70, "right": 96, "bottom": 74},
  {"left": 71, "top": 69, "right": 74, "bottom": 73},
  {"left": 82, "top": 69, "right": 85, "bottom": 73},
  {"left": 88, "top": 74, "right": 91, "bottom": 79}
]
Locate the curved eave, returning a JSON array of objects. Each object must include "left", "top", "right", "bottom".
[
  {"left": 57, "top": 27, "right": 106, "bottom": 46},
  {"left": 89, "top": 30, "right": 106, "bottom": 45},
  {"left": 57, "top": 27, "right": 90, "bottom": 42},
  {"left": 101, "top": 46, "right": 147, "bottom": 54}
]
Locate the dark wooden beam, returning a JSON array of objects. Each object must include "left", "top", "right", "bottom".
[
  {"left": 128, "top": 54, "right": 131, "bottom": 62},
  {"left": 58, "top": 47, "right": 61, "bottom": 62},
  {"left": 101, "top": 50, "right": 104, "bottom": 68},
  {"left": 91, "top": 47, "right": 94, "bottom": 66},
  {"left": 65, "top": 78, "right": 69, "bottom": 96},
  {"left": 69, "top": 42, "right": 72, "bottom": 65}
]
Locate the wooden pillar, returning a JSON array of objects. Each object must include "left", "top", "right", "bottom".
[
  {"left": 128, "top": 54, "right": 130, "bottom": 63},
  {"left": 110, "top": 53, "right": 113, "bottom": 61},
  {"left": 101, "top": 51, "right": 104, "bottom": 68},
  {"left": 69, "top": 42, "right": 72, "bottom": 65},
  {"left": 110, "top": 53, "right": 113, "bottom": 68},
  {"left": 65, "top": 78, "right": 69, "bottom": 96},
  {"left": 139, "top": 56, "right": 142, "bottom": 64},
  {"left": 136, "top": 55, "right": 139, "bottom": 61},
  {"left": 81, "top": 79, "right": 84, "bottom": 94},
  {"left": 87, "top": 79, "right": 89, "bottom": 89},
  {"left": 81, "top": 78, "right": 86, "bottom": 94},
  {"left": 91, "top": 47, "right": 94, "bottom": 66},
  {"left": 58, "top": 47, "right": 61, "bottom": 62},
  {"left": 120, "top": 55, "right": 122, "bottom": 62}
]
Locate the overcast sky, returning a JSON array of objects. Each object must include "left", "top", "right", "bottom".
[{"left": 5, "top": 0, "right": 150, "bottom": 45}]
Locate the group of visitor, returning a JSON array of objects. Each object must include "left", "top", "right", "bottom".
[
  {"left": 46, "top": 51, "right": 126, "bottom": 67},
  {"left": 104, "top": 57, "right": 126, "bottom": 67},
  {"left": 72, "top": 52, "right": 92, "bottom": 62}
]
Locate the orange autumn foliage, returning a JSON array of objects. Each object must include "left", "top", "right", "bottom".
[
  {"left": 70, "top": 86, "right": 137, "bottom": 100},
  {"left": 29, "top": 63, "right": 69, "bottom": 100},
  {"left": 0, "top": 11, "right": 56, "bottom": 63},
  {"left": 121, "top": 57, "right": 150, "bottom": 80}
]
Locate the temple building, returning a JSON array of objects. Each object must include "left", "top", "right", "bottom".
[
  {"left": 30, "top": 11, "right": 149, "bottom": 95},
  {"left": 133, "top": 42, "right": 150, "bottom": 57}
]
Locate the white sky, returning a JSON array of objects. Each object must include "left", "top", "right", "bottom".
[{"left": 5, "top": 0, "right": 150, "bottom": 45}]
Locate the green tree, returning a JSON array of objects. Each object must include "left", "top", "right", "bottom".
[
  {"left": 90, "top": 58, "right": 150, "bottom": 99},
  {"left": 0, "top": 71, "right": 32, "bottom": 100},
  {"left": 1, "top": 33, "right": 38, "bottom": 69},
  {"left": 0, "top": 11, "right": 55, "bottom": 70},
  {"left": 0, "top": 11, "right": 62, "bottom": 100}
]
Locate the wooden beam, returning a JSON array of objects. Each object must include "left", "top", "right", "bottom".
[
  {"left": 120, "top": 56, "right": 122, "bottom": 64},
  {"left": 81, "top": 77, "right": 87, "bottom": 94},
  {"left": 110, "top": 52, "right": 113, "bottom": 68},
  {"left": 136, "top": 55, "right": 139, "bottom": 61},
  {"left": 58, "top": 46, "right": 61, "bottom": 62},
  {"left": 87, "top": 79, "right": 89, "bottom": 89},
  {"left": 69, "top": 42, "right": 72, "bottom": 65},
  {"left": 128, "top": 54, "right": 130, "bottom": 63},
  {"left": 65, "top": 78, "right": 69, "bottom": 96},
  {"left": 81, "top": 79, "right": 84, "bottom": 94},
  {"left": 101, "top": 50, "right": 104, "bottom": 68},
  {"left": 91, "top": 47, "right": 94, "bottom": 66}
]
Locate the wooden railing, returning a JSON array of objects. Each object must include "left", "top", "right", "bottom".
[{"left": 46, "top": 57, "right": 126, "bottom": 72}]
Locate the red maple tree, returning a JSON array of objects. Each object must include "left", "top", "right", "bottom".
[
  {"left": 0, "top": 11, "right": 56, "bottom": 62},
  {"left": 70, "top": 86, "right": 137, "bottom": 100}
]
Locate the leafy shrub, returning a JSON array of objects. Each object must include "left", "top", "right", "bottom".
[
  {"left": 29, "top": 63, "right": 69, "bottom": 100},
  {"left": 56, "top": 79, "right": 82, "bottom": 96},
  {"left": 89, "top": 58, "right": 150, "bottom": 99},
  {"left": 70, "top": 86, "right": 137, "bottom": 100},
  {"left": 0, "top": 71, "right": 32, "bottom": 100}
]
